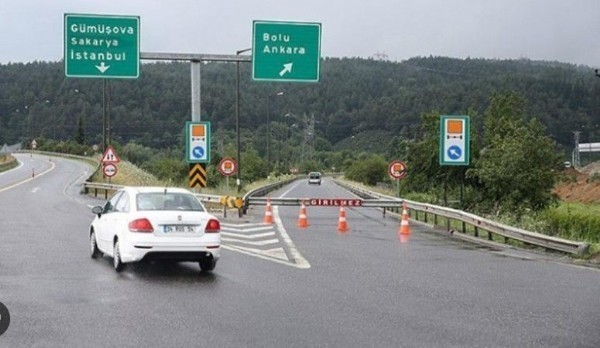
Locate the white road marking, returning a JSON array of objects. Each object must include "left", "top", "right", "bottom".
[
  {"left": 221, "top": 231, "right": 276, "bottom": 239},
  {"left": 220, "top": 224, "right": 274, "bottom": 233},
  {"left": 219, "top": 195, "right": 311, "bottom": 268},
  {"left": 221, "top": 237, "right": 280, "bottom": 246},
  {"left": 273, "top": 205, "right": 311, "bottom": 269},
  {"left": 222, "top": 244, "right": 304, "bottom": 266},
  {"left": 0, "top": 159, "right": 55, "bottom": 193},
  {"left": 0, "top": 160, "right": 24, "bottom": 176}
]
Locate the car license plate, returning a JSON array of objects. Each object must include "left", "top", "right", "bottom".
[{"left": 163, "top": 225, "right": 196, "bottom": 233}]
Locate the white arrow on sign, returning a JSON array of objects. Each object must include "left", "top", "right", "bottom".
[
  {"left": 279, "top": 63, "right": 293, "bottom": 76},
  {"left": 95, "top": 62, "right": 111, "bottom": 73},
  {"left": 449, "top": 148, "right": 460, "bottom": 157}
]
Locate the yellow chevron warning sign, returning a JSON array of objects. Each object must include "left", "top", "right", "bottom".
[
  {"left": 219, "top": 195, "right": 244, "bottom": 208},
  {"left": 189, "top": 163, "right": 207, "bottom": 188}
]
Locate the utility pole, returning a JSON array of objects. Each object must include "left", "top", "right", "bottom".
[
  {"left": 573, "top": 131, "right": 581, "bottom": 168},
  {"left": 236, "top": 48, "right": 251, "bottom": 193}
]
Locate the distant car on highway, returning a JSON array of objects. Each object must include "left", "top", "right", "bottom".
[
  {"left": 89, "top": 186, "right": 221, "bottom": 272},
  {"left": 308, "top": 172, "right": 322, "bottom": 185}
]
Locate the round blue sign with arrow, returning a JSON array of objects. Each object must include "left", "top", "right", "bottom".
[
  {"left": 447, "top": 145, "right": 462, "bottom": 160},
  {"left": 192, "top": 146, "right": 205, "bottom": 159}
]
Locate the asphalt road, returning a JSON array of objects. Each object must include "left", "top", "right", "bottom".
[{"left": 1, "top": 154, "right": 599, "bottom": 347}]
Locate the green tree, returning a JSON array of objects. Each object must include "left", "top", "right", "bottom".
[
  {"left": 121, "top": 141, "right": 153, "bottom": 166},
  {"left": 75, "top": 115, "right": 85, "bottom": 145},
  {"left": 144, "top": 155, "right": 187, "bottom": 184},
  {"left": 240, "top": 148, "right": 267, "bottom": 183},
  {"left": 469, "top": 92, "right": 561, "bottom": 215}
]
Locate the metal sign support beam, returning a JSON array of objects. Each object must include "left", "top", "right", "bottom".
[
  {"left": 140, "top": 52, "right": 252, "bottom": 123},
  {"left": 191, "top": 62, "right": 201, "bottom": 121}
]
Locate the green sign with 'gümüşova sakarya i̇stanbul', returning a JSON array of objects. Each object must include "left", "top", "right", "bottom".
[{"left": 64, "top": 13, "right": 140, "bottom": 78}]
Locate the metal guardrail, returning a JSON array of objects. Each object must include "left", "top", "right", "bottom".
[
  {"left": 22, "top": 150, "right": 100, "bottom": 168},
  {"left": 82, "top": 181, "right": 246, "bottom": 216},
  {"left": 242, "top": 178, "right": 298, "bottom": 211},
  {"left": 334, "top": 179, "right": 590, "bottom": 256},
  {"left": 83, "top": 182, "right": 124, "bottom": 199},
  {"left": 82, "top": 181, "right": 224, "bottom": 202}
]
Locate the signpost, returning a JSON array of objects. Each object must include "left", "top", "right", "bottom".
[
  {"left": 185, "top": 122, "right": 211, "bottom": 163},
  {"left": 102, "top": 163, "right": 118, "bottom": 178},
  {"left": 217, "top": 158, "right": 237, "bottom": 177},
  {"left": 252, "top": 20, "right": 321, "bottom": 82},
  {"left": 101, "top": 145, "right": 120, "bottom": 164},
  {"left": 100, "top": 145, "right": 120, "bottom": 181},
  {"left": 388, "top": 160, "right": 407, "bottom": 179},
  {"left": 388, "top": 160, "right": 408, "bottom": 197},
  {"left": 218, "top": 157, "right": 237, "bottom": 188},
  {"left": 439, "top": 116, "right": 470, "bottom": 166},
  {"left": 64, "top": 13, "right": 140, "bottom": 78}
]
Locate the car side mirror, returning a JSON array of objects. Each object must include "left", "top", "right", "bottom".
[{"left": 92, "top": 206, "right": 104, "bottom": 217}]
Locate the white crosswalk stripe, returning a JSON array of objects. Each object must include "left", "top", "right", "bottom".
[{"left": 219, "top": 221, "right": 310, "bottom": 269}]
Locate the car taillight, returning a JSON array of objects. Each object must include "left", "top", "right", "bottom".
[
  {"left": 206, "top": 219, "right": 220, "bottom": 233},
  {"left": 129, "top": 218, "right": 154, "bottom": 233}
]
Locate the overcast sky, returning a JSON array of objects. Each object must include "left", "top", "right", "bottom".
[{"left": 2, "top": 0, "right": 600, "bottom": 67}]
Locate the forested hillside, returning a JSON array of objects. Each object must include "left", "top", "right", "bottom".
[{"left": 1, "top": 56, "right": 599, "bottom": 154}]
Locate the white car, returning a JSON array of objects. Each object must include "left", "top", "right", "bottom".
[
  {"left": 89, "top": 186, "right": 221, "bottom": 272},
  {"left": 308, "top": 172, "right": 322, "bottom": 185}
]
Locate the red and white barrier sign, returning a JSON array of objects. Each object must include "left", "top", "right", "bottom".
[{"left": 307, "top": 199, "right": 363, "bottom": 207}]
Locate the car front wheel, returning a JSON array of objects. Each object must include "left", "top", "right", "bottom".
[
  {"left": 90, "top": 231, "right": 102, "bottom": 259},
  {"left": 113, "top": 241, "right": 125, "bottom": 272}
]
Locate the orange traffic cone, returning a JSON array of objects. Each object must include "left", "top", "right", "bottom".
[
  {"left": 399, "top": 202, "right": 411, "bottom": 235},
  {"left": 399, "top": 233, "right": 411, "bottom": 244},
  {"left": 337, "top": 206, "right": 349, "bottom": 233},
  {"left": 263, "top": 197, "right": 274, "bottom": 224},
  {"left": 297, "top": 201, "right": 309, "bottom": 228}
]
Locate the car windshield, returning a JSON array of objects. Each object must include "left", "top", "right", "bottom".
[
  {"left": 136, "top": 192, "right": 205, "bottom": 211},
  {"left": 309, "top": 173, "right": 320, "bottom": 178}
]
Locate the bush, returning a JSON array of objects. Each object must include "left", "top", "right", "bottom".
[
  {"left": 542, "top": 208, "right": 600, "bottom": 242},
  {"left": 121, "top": 142, "right": 153, "bottom": 166},
  {"left": 142, "top": 156, "right": 187, "bottom": 184},
  {"left": 345, "top": 154, "right": 387, "bottom": 186}
]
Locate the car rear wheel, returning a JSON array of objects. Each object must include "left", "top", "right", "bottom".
[
  {"left": 113, "top": 241, "right": 125, "bottom": 272},
  {"left": 199, "top": 259, "right": 216, "bottom": 272},
  {"left": 90, "top": 231, "right": 102, "bottom": 259}
]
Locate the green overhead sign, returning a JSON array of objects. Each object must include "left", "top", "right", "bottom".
[
  {"left": 64, "top": 13, "right": 140, "bottom": 78},
  {"left": 252, "top": 20, "right": 321, "bottom": 82}
]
